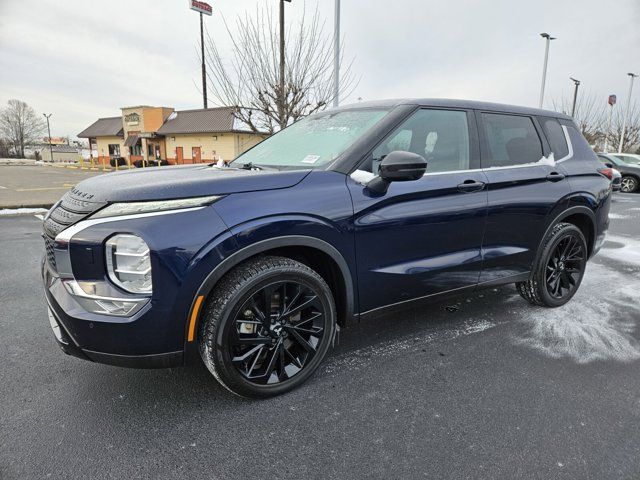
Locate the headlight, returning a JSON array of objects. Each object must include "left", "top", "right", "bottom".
[
  {"left": 105, "top": 234, "right": 152, "bottom": 294},
  {"left": 91, "top": 195, "right": 221, "bottom": 219}
]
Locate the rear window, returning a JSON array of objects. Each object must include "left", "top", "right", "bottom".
[
  {"left": 540, "top": 117, "right": 569, "bottom": 159},
  {"left": 482, "top": 113, "right": 543, "bottom": 167}
]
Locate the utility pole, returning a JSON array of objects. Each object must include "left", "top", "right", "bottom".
[
  {"left": 279, "top": 0, "right": 291, "bottom": 128},
  {"left": 569, "top": 77, "right": 580, "bottom": 117},
  {"left": 333, "top": 0, "right": 340, "bottom": 107},
  {"left": 200, "top": 12, "right": 207, "bottom": 108},
  {"left": 538, "top": 33, "right": 556, "bottom": 108},
  {"left": 604, "top": 94, "right": 616, "bottom": 153},
  {"left": 43, "top": 113, "right": 53, "bottom": 163},
  {"left": 618, "top": 72, "right": 638, "bottom": 153}
]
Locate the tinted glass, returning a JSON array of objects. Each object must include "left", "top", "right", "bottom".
[
  {"left": 370, "top": 109, "right": 470, "bottom": 174},
  {"left": 482, "top": 113, "right": 543, "bottom": 167},
  {"left": 540, "top": 117, "right": 569, "bottom": 159},
  {"left": 233, "top": 109, "right": 388, "bottom": 169}
]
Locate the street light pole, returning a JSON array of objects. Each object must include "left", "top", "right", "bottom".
[
  {"left": 333, "top": 0, "right": 340, "bottom": 107},
  {"left": 538, "top": 33, "right": 556, "bottom": 108},
  {"left": 569, "top": 77, "right": 580, "bottom": 117},
  {"left": 43, "top": 113, "right": 53, "bottom": 163},
  {"left": 618, "top": 72, "right": 638, "bottom": 153}
]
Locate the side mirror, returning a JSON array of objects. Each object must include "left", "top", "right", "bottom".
[
  {"left": 366, "top": 151, "right": 427, "bottom": 194},
  {"left": 605, "top": 162, "right": 613, "bottom": 168}
]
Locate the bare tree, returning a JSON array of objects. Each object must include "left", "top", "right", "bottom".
[
  {"left": 203, "top": 4, "right": 357, "bottom": 134},
  {"left": 552, "top": 92, "right": 606, "bottom": 146},
  {"left": 0, "top": 99, "right": 46, "bottom": 158},
  {"left": 602, "top": 102, "right": 640, "bottom": 153}
]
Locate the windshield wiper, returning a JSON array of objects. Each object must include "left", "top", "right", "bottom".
[{"left": 238, "top": 162, "right": 279, "bottom": 171}]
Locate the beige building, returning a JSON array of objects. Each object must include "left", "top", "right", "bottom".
[{"left": 78, "top": 106, "right": 267, "bottom": 167}]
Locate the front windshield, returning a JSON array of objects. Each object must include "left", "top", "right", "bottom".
[{"left": 232, "top": 109, "right": 389, "bottom": 169}]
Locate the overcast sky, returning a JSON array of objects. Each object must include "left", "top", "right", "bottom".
[{"left": 0, "top": 0, "right": 638, "bottom": 137}]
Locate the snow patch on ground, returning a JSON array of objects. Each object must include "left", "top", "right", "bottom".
[
  {"left": 608, "top": 213, "right": 629, "bottom": 220},
  {"left": 597, "top": 234, "right": 640, "bottom": 266},
  {"left": 0, "top": 208, "right": 48, "bottom": 216},
  {"left": 323, "top": 318, "right": 496, "bottom": 374},
  {"left": 514, "top": 261, "right": 640, "bottom": 364}
]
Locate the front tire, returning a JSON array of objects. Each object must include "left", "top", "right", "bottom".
[
  {"left": 620, "top": 175, "right": 638, "bottom": 193},
  {"left": 199, "top": 256, "right": 336, "bottom": 398},
  {"left": 516, "top": 222, "right": 587, "bottom": 308}
]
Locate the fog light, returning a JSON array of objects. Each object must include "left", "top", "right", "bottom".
[
  {"left": 105, "top": 234, "right": 152, "bottom": 294},
  {"left": 62, "top": 279, "right": 148, "bottom": 317}
]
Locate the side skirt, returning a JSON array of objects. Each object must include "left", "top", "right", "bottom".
[{"left": 356, "top": 272, "right": 531, "bottom": 320}]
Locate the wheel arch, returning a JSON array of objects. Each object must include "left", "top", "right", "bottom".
[
  {"left": 184, "top": 235, "right": 356, "bottom": 361},
  {"left": 531, "top": 206, "right": 597, "bottom": 274}
]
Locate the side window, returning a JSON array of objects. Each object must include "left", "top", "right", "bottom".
[
  {"left": 482, "top": 113, "right": 543, "bottom": 167},
  {"left": 540, "top": 117, "right": 569, "bottom": 159},
  {"left": 370, "top": 109, "right": 470, "bottom": 174}
]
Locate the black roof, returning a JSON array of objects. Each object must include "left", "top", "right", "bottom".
[{"left": 329, "top": 98, "right": 572, "bottom": 120}]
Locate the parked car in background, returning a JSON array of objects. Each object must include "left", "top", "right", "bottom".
[
  {"left": 611, "top": 168, "right": 622, "bottom": 191},
  {"left": 42, "top": 99, "right": 611, "bottom": 397},
  {"left": 597, "top": 153, "right": 640, "bottom": 193},
  {"left": 612, "top": 153, "right": 640, "bottom": 166}
]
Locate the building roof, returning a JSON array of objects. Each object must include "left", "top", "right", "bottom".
[
  {"left": 38, "top": 145, "right": 79, "bottom": 153},
  {"left": 78, "top": 117, "right": 124, "bottom": 138},
  {"left": 156, "top": 107, "right": 256, "bottom": 135}
]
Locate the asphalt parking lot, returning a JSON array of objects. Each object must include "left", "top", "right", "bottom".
[
  {"left": 0, "top": 166, "right": 104, "bottom": 208},
  {"left": 1, "top": 193, "right": 639, "bottom": 480}
]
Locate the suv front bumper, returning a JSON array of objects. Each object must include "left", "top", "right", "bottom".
[{"left": 42, "top": 259, "right": 184, "bottom": 368}]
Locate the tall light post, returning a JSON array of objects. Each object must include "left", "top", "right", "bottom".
[
  {"left": 538, "top": 33, "right": 556, "bottom": 108},
  {"left": 618, "top": 72, "right": 638, "bottom": 153},
  {"left": 333, "top": 0, "right": 340, "bottom": 107},
  {"left": 189, "top": 1, "right": 212, "bottom": 108},
  {"left": 569, "top": 77, "right": 580, "bottom": 117},
  {"left": 43, "top": 113, "right": 53, "bottom": 163}
]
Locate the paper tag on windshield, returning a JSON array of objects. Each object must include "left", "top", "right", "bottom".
[{"left": 301, "top": 155, "right": 321, "bottom": 164}]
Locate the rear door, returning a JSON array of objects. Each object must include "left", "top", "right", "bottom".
[
  {"left": 477, "top": 112, "right": 571, "bottom": 283},
  {"left": 349, "top": 107, "right": 488, "bottom": 314}
]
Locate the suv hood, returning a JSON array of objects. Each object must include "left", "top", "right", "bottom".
[{"left": 69, "top": 164, "right": 311, "bottom": 203}]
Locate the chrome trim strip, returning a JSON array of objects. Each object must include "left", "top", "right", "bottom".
[{"left": 55, "top": 206, "right": 206, "bottom": 243}]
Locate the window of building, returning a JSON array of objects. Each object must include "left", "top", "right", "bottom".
[
  {"left": 540, "top": 117, "right": 569, "bottom": 159},
  {"left": 482, "top": 113, "right": 543, "bottom": 167},
  {"left": 368, "top": 109, "right": 470, "bottom": 174},
  {"left": 148, "top": 144, "right": 154, "bottom": 157},
  {"left": 130, "top": 144, "right": 142, "bottom": 156},
  {"left": 108, "top": 144, "right": 120, "bottom": 156}
]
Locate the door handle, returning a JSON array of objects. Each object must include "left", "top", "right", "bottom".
[
  {"left": 457, "top": 179, "right": 485, "bottom": 192},
  {"left": 546, "top": 172, "right": 565, "bottom": 182}
]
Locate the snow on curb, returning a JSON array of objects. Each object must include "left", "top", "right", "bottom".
[{"left": 0, "top": 208, "right": 48, "bottom": 216}]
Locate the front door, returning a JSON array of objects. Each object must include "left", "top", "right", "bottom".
[
  {"left": 476, "top": 112, "right": 572, "bottom": 282},
  {"left": 176, "top": 147, "right": 184, "bottom": 164},
  {"left": 192, "top": 147, "right": 202, "bottom": 163},
  {"left": 349, "top": 108, "right": 488, "bottom": 314}
]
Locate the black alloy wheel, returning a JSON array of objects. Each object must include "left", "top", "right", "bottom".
[
  {"left": 200, "top": 256, "right": 335, "bottom": 398},
  {"left": 229, "top": 280, "right": 327, "bottom": 384},
  {"left": 544, "top": 234, "right": 585, "bottom": 300},
  {"left": 516, "top": 222, "right": 587, "bottom": 307}
]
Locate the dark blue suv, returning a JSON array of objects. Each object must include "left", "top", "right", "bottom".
[{"left": 42, "top": 99, "right": 611, "bottom": 397}]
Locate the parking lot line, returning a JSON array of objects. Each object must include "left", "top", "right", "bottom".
[{"left": 15, "top": 186, "right": 73, "bottom": 191}]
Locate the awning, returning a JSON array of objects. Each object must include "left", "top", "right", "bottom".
[{"left": 124, "top": 135, "right": 139, "bottom": 147}]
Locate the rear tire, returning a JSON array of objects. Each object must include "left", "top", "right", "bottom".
[
  {"left": 620, "top": 175, "right": 638, "bottom": 193},
  {"left": 199, "top": 255, "right": 336, "bottom": 398},
  {"left": 516, "top": 222, "right": 587, "bottom": 308}
]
